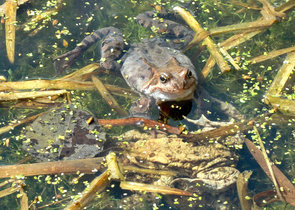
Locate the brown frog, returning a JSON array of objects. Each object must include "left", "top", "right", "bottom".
[
  {"left": 54, "top": 11, "right": 197, "bottom": 117},
  {"left": 116, "top": 129, "right": 244, "bottom": 209}
]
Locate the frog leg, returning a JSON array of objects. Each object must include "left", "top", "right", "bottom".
[
  {"left": 53, "top": 27, "right": 125, "bottom": 74},
  {"left": 136, "top": 11, "right": 194, "bottom": 50},
  {"left": 194, "top": 87, "right": 244, "bottom": 123},
  {"left": 129, "top": 96, "right": 154, "bottom": 118}
]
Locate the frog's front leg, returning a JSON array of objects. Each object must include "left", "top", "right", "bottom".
[
  {"left": 129, "top": 96, "right": 155, "bottom": 119},
  {"left": 136, "top": 11, "right": 194, "bottom": 50},
  {"left": 54, "top": 27, "right": 125, "bottom": 74},
  {"left": 195, "top": 87, "right": 244, "bottom": 122}
]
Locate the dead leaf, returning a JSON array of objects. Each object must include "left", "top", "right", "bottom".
[{"left": 245, "top": 139, "right": 295, "bottom": 206}]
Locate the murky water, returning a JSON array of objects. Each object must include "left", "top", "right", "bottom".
[{"left": 0, "top": 0, "right": 295, "bottom": 209}]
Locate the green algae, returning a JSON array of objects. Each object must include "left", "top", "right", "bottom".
[{"left": 0, "top": 0, "right": 295, "bottom": 209}]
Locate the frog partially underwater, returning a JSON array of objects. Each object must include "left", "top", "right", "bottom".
[
  {"left": 107, "top": 129, "right": 244, "bottom": 209},
  {"left": 54, "top": 11, "right": 198, "bottom": 117}
]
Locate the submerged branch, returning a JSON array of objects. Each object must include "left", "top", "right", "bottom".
[
  {"left": 120, "top": 181, "right": 192, "bottom": 196},
  {"left": 174, "top": 6, "right": 230, "bottom": 73},
  {"left": 0, "top": 111, "right": 48, "bottom": 135},
  {"left": 97, "top": 118, "right": 181, "bottom": 134},
  {"left": 253, "top": 126, "right": 283, "bottom": 201},
  {"left": 0, "top": 89, "right": 68, "bottom": 101},
  {"left": 209, "top": 19, "right": 275, "bottom": 36},
  {"left": 0, "top": 157, "right": 105, "bottom": 179},
  {"left": 264, "top": 52, "right": 295, "bottom": 116},
  {"left": 265, "top": 97, "right": 295, "bottom": 116},
  {"left": 266, "top": 52, "right": 295, "bottom": 96},
  {"left": 250, "top": 46, "right": 295, "bottom": 64},
  {"left": 65, "top": 170, "right": 110, "bottom": 210},
  {"left": 276, "top": 0, "right": 295, "bottom": 13},
  {"left": 236, "top": 171, "right": 253, "bottom": 210},
  {"left": 92, "top": 75, "right": 129, "bottom": 117},
  {"left": 5, "top": 0, "right": 17, "bottom": 64}
]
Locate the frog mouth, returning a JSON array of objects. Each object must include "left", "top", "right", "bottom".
[{"left": 143, "top": 82, "right": 197, "bottom": 102}]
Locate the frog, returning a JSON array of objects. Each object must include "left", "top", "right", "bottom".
[
  {"left": 53, "top": 10, "right": 198, "bottom": 117},
  {"left": 114, "top": 129, "right": 244, "bottom": 209}
]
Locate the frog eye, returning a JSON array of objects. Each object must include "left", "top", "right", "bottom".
[
  {"left": 187, "top": 70, "right": 193, "bottom": 78},
  {"left": 160, "top": 73, "right": 168, "bottom": 83}
]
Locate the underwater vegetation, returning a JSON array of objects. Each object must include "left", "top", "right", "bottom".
[{"left": 0, "top": 0, "right": 295, "bottom": 209}]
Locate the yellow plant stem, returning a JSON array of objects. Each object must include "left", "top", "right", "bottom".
[{"left": 253, "top": 126, "right": 283, "bottom": 201}]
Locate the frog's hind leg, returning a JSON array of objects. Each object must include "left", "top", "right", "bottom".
[
  {"left": 136, "top": 11, "right": 194, "bottom": 50},
  {"left": 53, "top": 27, "right": 124, "bottom": 75}
]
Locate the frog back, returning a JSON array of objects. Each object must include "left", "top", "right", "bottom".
[{"left": 120, "top": 41, "right": 197, "bottom": 101}]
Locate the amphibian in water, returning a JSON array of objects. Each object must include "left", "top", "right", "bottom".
[
  {"left": 115, "top": 129, "right": 243, "bottom": 209},
  {"left": 54, "top": 11, "right": 198, "bottom": 117}
]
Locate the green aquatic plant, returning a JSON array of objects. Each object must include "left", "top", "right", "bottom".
[{"left": 1, "top": 0, "right": 295, "bottom": 208}]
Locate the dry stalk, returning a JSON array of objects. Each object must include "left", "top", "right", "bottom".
[
  {"left": 0, "top": 157, "right": 105, "bottom": 178},
  {"left": 266, "top": 52, "right": 295, "bottom": 96},
  {"left": 92, "top": 75, "right": 129, "bottom": 117},
  {"left": 5, "top": 0, "right": 17, "bottom": 63},
  {"left": 237, "top": 170, "right": 253, "bottom": 210},
  {"left": 253, "top": 126, "right": 283, "bottom": 201},
  {"left": 250, "top": 46, "right": 295, "bottom": 64},
  {"left": 174, "top": 6, "right": 230, "bottom": 73}
]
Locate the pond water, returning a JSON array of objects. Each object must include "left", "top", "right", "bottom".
[{"left": 0, "top": 0, "right": 295, "bottom": 209}]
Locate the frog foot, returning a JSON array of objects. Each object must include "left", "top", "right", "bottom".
[
  {"left": 171, "top": 167, "right": 240, "bottom": 191},
  {"left": 129, "top": 96, "right": 154, "bottom": 118},
  {"left": 53, "top": 49, "right": 81, "bottom": 75},
  {"left": 183, "top": 114, "right": 233, "bottom": 131}
]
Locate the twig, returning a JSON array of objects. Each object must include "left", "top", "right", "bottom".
[
  {"left": 276, "top": 0, "right": 295, "bottom": 13},
  {"left": 0, "top": 157, "right": 105, "bottom": 178},
  {"left": 92, "top": 75, "right": 129, "bottom": 117},
  {"left": 250, "top": 46, "right": 295, "bottom": 64},
  {"left": 120, "top": 181, "right": 192, "bottom": 196},
  {"left": 174, "top": 6, "right": 230, "bottom": 72},
  {"left": 0, "top": 0, "right": 30, "bottom": 14},
  {"left": 266, "top": 97, "right": 295, "bottom": 116},
  {"left": 0, "top": 185, "right": 19, "bottom": 198},
  {"left": 97, "top": 117, "right": 181, "bottom": 134},
  {"left": 0, "top": 111, "right": 47, "bottom": 135},
  {"left": 236, "top": 170, "right": 253, "bottom": 210},
  {"left": 0, "top": 80, "right": 136, "bottom": 98},
  {"left": 0, "top": 89, "right": 68, "bottom": 101},
  {"left": 5, "top": 0, "right": 17, "bottom": 63},
  {"left": 0, "top": 63, "right": 137, "bottom": 99},
  {"left": 218, "top": 45, "right": 241, "bottom": 70},
  {"left": 209, "top": 19, "right": 275, "bottom": 36},
  {"left": 65, "top": 170, "right": 110, "bottom": 210},
  {"left": 200, "top": 0, "right": 293, "bottom": 82},
  {"left": 253, "top": 126, "right": 283, "bottom": 201},
  {"left": 20, "top": 185, "right": 29, "bottom": 210},
  {"left": 57, "top": 63, "right": 100, "bottom": 81},
  {"left": 266, "top": 52, "right": 295, "bottom": 96}
]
